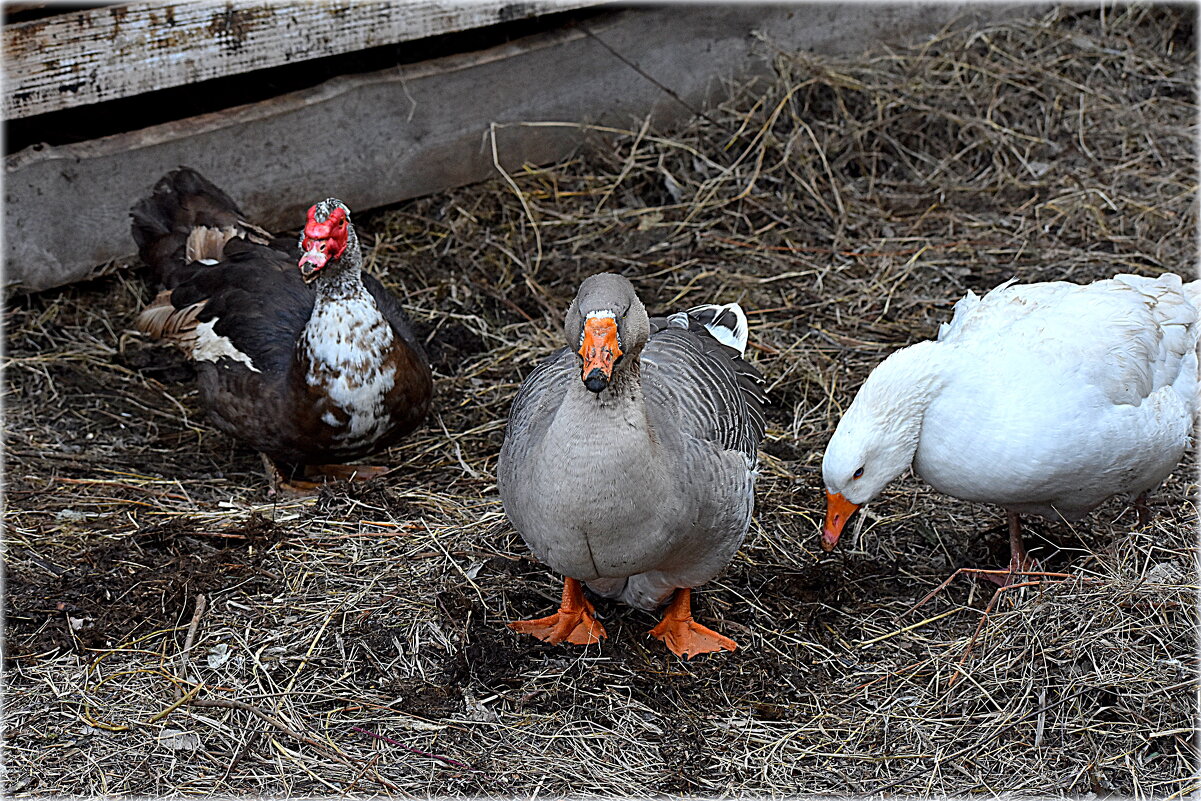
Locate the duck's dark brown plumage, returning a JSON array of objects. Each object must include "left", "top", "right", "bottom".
[{"left": 131, "top": 167, "right": 432, "bottom": 482}]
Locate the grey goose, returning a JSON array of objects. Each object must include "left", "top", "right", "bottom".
[{"left": 498, "top": 273, "right": 767, "bottom": 658}]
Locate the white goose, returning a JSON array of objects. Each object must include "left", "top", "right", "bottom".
[{"left": 821, "top": 273, "right": 1199, "bottom": 579}]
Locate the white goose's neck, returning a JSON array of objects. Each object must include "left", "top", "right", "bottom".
[
  {"left": 826, "top": 340, "right": 948, "bottom": 501},
  {"left": 851, "top": 341, "right": 946, "bottom": 428}
]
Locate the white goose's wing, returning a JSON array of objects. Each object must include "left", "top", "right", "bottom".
[
  {"left": 1110, "top": 273, "right": 1200, "bottom": 402},
  {"left": 939, "top": 274, "right": 1199, "bottom": 407}
]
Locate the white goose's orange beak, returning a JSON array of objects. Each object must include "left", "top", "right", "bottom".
[
  {"left": 579, "top": 316, "right": 622, "bottom": 393},
  {"left": 821, "top": 491, "right": 860, "bottom": 552}
]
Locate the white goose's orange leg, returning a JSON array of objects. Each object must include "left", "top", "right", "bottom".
[
  {"left": 984, "top": 511, "right": 1041, "bottom": 588},
  {"left": 509, "top": 577, "right": 606, "bottom": 645},
  {"left": 1134, "top": 491, "right": 1152, "bottom": 529},
  {"left": 906, "top": 512, "right": 1057, "bottom": 614},
  {"left": 648, "top": 588, "right": 737, "bottom": 659}
]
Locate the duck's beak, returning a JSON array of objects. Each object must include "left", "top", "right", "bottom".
[
  {"left": 821, "top": 491, "right": 860, "bottom": 552},
  {"left": 578, "top": 316, "right": 622, "bottom": 393},
  {"left": 298, "top": 242, "right": 330, "bottom": 281}
]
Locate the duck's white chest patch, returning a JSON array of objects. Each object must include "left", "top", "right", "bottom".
[
  {"left": 193, "top": 318, "right": 261, "bottom": 372},
  {"left": 301, "top": 293, "right": 396, "bottom": 446}
]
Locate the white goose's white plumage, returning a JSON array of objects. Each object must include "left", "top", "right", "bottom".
[{"left": 821, "top": 273, "right": 1199, "bottom": 563}]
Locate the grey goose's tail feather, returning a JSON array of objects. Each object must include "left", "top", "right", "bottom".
[{"left": 684, "top": 302, "right": 749, "bottom": 355}]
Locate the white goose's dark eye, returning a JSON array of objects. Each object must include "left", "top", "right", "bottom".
[{"left": 852, "top": 467, "right": 864, "bottom": 480}]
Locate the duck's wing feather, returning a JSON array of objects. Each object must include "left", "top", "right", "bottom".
[
  {"left": 135, "top": 241, "right": 314, "bottom": 376},
  {"left": 131, "top": 167, "right": 281, "bottom": 288}
]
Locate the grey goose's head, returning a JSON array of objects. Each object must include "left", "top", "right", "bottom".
[{"left": 563, "top": 273, "right": 649, "bottom": 393}]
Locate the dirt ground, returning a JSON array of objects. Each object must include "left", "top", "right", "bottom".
[{"left": 4, "top": 6, "right": 1197, "bottom": 798}]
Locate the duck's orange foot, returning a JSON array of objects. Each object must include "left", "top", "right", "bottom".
[
  {"left": 509, "top": 577, "right": 607, "bottom": 645},
  {"left": 304, "top": 463, "right": 391, "bottom": 482},
  {"left": 263, "top": 455, "right": 322, "bottom": 496},
  {"left": 262, "top": 457, "right": 391, "bottom": 495},
  {"left": 648, "top": 588, "right": 737, "bottom": 659}
]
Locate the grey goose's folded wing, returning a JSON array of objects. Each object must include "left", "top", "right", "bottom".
[
  {"left": 499, "top": 348, "right": 578, "bottom": 473},
  {"left": 643, "top": 309, "right": 767, "bottom": 462}
]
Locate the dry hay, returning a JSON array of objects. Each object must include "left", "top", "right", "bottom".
[{"left": 4, "top": 6, "right": 1197, "bottom": 798}]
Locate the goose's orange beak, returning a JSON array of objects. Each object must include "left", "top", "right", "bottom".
[
  {"left": 579, "top": 317, "right": 622, "bottom": 392},
  {"left": 821, "top": 491, "right": 859, "bottom": 552}
]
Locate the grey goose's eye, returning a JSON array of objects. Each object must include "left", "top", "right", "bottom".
[{"left": 853, "top": 467, "right": 864, "bottom": 480}]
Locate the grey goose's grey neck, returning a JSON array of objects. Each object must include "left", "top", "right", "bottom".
[
  {"left": 584, "top": 354, "right": 643, "bottom": 405},
  {"left": 555, "top": 357, "right": 657, "bottom": 448},
  {"left": 542, "top": 361, "right": 670, "bottom": 507}
]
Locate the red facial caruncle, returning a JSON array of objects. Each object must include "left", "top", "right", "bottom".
[{"left": 298, "top": 204, "right": 349, "bottom": 279}]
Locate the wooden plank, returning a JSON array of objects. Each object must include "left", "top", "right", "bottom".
[
  {"left": 4, "top": 0, "right": 598, "bottom": 119},
  {"left": 5, "top": 3, "right": 1044, "bottom": 292},
  {"left": 4, "top": 3, "right": 55, "bottom": 14}
]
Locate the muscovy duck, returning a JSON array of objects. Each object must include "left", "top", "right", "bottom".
[{"left": 131, "top": 167, "right": 433, "bottom": 491}]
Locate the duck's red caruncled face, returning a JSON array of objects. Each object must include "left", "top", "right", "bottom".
[{"left": 299, "top": 206, "right": 349, "bottom": 277}]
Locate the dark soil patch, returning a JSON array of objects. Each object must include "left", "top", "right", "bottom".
[{"left": 5, "top": 516, "right": 288, "bottom": 661}]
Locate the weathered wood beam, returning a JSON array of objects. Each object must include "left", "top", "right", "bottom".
[
  {"left": 5, "top": 4, "right": 1044, "bottom": 292},
  {"left": 4, "top": 0, "right": 598, "bottom": 119}
]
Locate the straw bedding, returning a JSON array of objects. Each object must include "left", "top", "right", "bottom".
[{"left": 4, "top": 6, "right": 1196, "bottom": 797}]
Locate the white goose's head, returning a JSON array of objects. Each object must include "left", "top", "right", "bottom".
[{"left": 820, "top": 342, "right": 942, "bottom": 551}]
